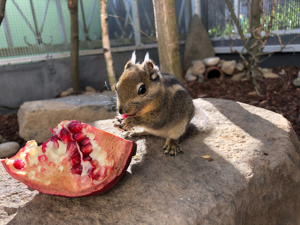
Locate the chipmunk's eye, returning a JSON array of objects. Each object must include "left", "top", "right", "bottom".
[{"left": 138, "top": 84, "right": 146, "bottom": 95}]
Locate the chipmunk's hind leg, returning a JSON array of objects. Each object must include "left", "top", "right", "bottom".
[{"left": 163, "top": 138, "right": 183, "bottom": 156}]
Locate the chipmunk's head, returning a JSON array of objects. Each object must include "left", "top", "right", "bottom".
[{"left": 116, "top": 52, "right": 162, "bottom": 119}]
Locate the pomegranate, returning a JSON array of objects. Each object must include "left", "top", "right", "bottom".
[{"left": 1, "top": 120, "right": 136, "bottom": 197}]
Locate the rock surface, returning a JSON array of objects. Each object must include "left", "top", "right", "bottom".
[
  {"left": 231, "top": 72, "right": 246, "bottom": 81},
  {"left": 221, "top": 60, "right": 237, "bottom": 75},
  {"left": 293, "top": 77, "right": 300, "bottom": 87},
  {"left": 184, "top": 15, "right": 215, "bottom": 69},
  {"left": 0, "top": 142, "right": 20, "bottom": 158},
  {"left": 1, "top": 98, "right": 300, "bottom": 225},
  {"left": 191, "top": 60, "right": 205, "bottom": 76},
  {"left": 203, "top": 57, "right": 220, "bottom": 66},
  {"left": 18, "top": 92, "right": 117, "bottom": 143}
]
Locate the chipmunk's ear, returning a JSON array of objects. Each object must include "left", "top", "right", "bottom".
[
  {"left": 124, "top": 51, "right": 136, "bottom": 70},
  {"left": 124, "top": 60, "right": 134, "bottom": 70},
  {"left": 143, "top": 60, "right": 157, "bottom": 81}
]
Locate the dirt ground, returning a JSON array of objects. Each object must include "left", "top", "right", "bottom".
[{"left": 0, "top": 66, "right": 299, "bottom": 148}]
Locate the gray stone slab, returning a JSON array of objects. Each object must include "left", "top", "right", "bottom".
[
  {"left": 1, "top": 98, "right": 300, "bottom": 225},
  {"left": 18, "top": 92, "right": 117, "bottom": 143}
]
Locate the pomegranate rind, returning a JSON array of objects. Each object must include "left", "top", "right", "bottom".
[{"left": 1, "top": 121, "right": 137, "bottom": 197}]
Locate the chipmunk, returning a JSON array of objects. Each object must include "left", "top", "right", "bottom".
[{"left": 115, "top": 52, "right": 195, "bottom": 156}]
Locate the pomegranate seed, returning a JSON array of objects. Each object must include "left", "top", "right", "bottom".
[
  {"left": 59, "top": 128, "right": 72, "bottom": 144},
  {"left": 71, "top": 153, "right": 81, "bottom": 165},
  {"left": 71, "top": 164, "right": 83, "bottom": 175},
  {"left": 13, "top": 159, "right": 25, "bottom": 170},
  {"left": 67, "top": 141, "right": 78, "bottom": 154},
  {"left": 81, "top": 138, "right": 90, "bottom": 146},
  {"left": 41, "top": 142, "right": 47, "bottom": 153},
  {"left": 38, "top": 155, "right": 48, "bottom": 162},
  {"left": 73, "top": 132, "right": 86, "bottom": 142},
  {"left": 50, "top": 135, "right": 61, "bottom": 149},
  {"left": 68, "top": 121, "right": 83, "bottom": 134},
  {"left": 81, "top": 143, "right": 92, "bottom": 155},
  {"left": 83, "top": 156, "right": 92, "bottom": 161},
  {"left": 91, "top": 160, "right": 98, "bottom": 167}
]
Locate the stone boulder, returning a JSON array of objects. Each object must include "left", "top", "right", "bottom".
[
  {"left": 0, "top": 142, "right": 20, "bottom": 158},
  {"left": 184, "top": 15, "right": 215, "bottom": 69},
  {"left": 1, "top": 98, "right": 300, "bottom": 225},
  {"left": 18, "top": 92, "right": 117, "bottom": 143}
]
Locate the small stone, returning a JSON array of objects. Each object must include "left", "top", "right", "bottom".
[
  {"left": 217, "top": 60, "right": 225, "bottom": 68},
  {"left": 60, "top": 87, "right": 73, "bottom": 97},
  {"left": 263, "top": 73, "right": 279, "bottom": 79},
  {"left": 191, "top": 60, "right": 205, "bottom": 76},
  {"left": 260, "top": 68, "right": 272, "bottom": 74},
  {"left": 85, "top": 86, "right": 96, "bottom": 93},
  {"left": 221, "top": 60, "right": 237, "bottom": 75},
  {"left": 185, "top": 68, "right": 197, "bottom": 81},
  {"left": 0, "top": 142, "right": 20, "bottom": 158},
  {"left": 197, "top": 74, "right": 206, "bottom": 83},
  {"left": 292, "top": 77, "right": 300, "bottom": 87},
  {"left": 231, "top": 72, "right": 246, "bottom": 81},
  {"left": 278, "top": 69, "right": 286, "bottom": 75},
  {"left": 248, "top": 91, "right": 258, "bottom": 96},
  {"left": 298, "top": 70, "right": 300, "bottom": 78},
  {"left": 235, "top": 63, "right": 244, "bottom": 71},
  {"left": 203, "top": 57, "right": 220, "bottom": 66}
]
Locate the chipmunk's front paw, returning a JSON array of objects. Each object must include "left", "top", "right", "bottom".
[
  {"left": 163, "top": 138, "right": 183, "bottom": 156},
  {"left": 121, "top": 118, "right": 134, "bottom": 131}
]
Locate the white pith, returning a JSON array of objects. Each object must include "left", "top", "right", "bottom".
[{"left": 5, "top": 120, "right": 114, "bottom": 186}]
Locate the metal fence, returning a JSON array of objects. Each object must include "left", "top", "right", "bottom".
[{"left": 0, "top": 0, "right": 299, "bottom": 65}]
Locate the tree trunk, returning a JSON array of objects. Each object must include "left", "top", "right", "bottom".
[
  {"left": 249, "top": 0, "right": 264, "bottom": 95},
  {"left": 100, "top": 0, "right": 116, "bottom": 91},
  {"left": 0, "top": 0, "right": 7, "bottom": 26},
  {"left": 153, "top": 0, "right": 182, "bottom": 83},
  {"left": 68, "top": 0, "right": 81, "bottom": 94}
]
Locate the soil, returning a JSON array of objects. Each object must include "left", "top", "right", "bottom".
[{"left": 0, "top": 66, "right": 299, "bottom": 149}]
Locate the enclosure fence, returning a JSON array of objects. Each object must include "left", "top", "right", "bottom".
[{"left": 0, "top": 0, "right": 299, "bottom": 65}]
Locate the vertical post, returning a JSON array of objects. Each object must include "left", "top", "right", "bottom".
[
  {"left": 184, "top": 0, "right": 191, "bottom": 33},
  {"left": 233, "top": 0, "right": 240, "bottom": 35},
  {"left": 191, "top": 0, "right": 201, "bottom": 18},
  {"left": 100, "top": 0, "right": 116, "bottom": 91},
  {"left": 3, "top": 14, "right": 13, "bottom": 47},
  {"left": 153, "top": 0, "right": 183, "bottom": 83},
  {"left": 130, "top": 0, "right": 141, "bottom": 46},
  {"left": 68, "top": 0, "right": 81, "bottom": 94},
  {"left": 56, "top": 0, "right": 67, "bottom": 43},
  {"left": 0, "top": 0, "right": 7, "bottom": 26}
]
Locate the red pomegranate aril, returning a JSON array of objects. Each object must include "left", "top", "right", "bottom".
[
  {"left": 13, "top": 159, "right": 25, "bottom": 170},
  {"left": 80, "top": 138, "right": 90, "bottom": 146},
  {"left": 38, "top": 155, "right": 48, "bottom": 163},
  {"left": 71, "top": 164, "right": 83, "bottom": 175},
  {"left": 73, "top": 132, "right": 86, "bottom": 142},
  {"left": 70, "top": 153, "right": 80, "bottom": 165},
  {"left": 59, "top": 128, "right": 72, "bottom": 144},
  {"left": 81, "top": 143, "right": 92, "bottom": 155},
  {"left": 83, "top": 156, "right": 92, "bottom": 161},
  {"left": 41, "top": 142, "right": 47, "bottom": 153},
  {"left": 68, "top": 121, "right": 83, "bottom": 134},
  {"left": 50, "top": 136, "right": 61, "bottom": 149},
  {"left": 67, "top": 141, "right": 78, "bottom": 154}
]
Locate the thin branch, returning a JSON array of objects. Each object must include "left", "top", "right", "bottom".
[
  {"left": 225, "top": 0, "right": 247, "bottom": 45},
  {"left": 260, "top": 0, "right": 277, "bottom": 50},
  {"left": 108, "top": 14, "right": 157, "bottom": 42},
  {"left": 248, "top": 0, "right": 251, "bottom": 32},
  {"left": 259, "top": 0, "right": 265, "bottom": 27},
  {"left": 0, "top": 0, "right": 7, "bottom": 26}
]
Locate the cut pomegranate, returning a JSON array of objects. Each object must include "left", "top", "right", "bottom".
[{"left": 1, "top": 120, "right": 137, "bottom": 197}]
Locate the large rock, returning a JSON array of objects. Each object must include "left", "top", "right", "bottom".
[
  {"left": 184, "top": 15, "right": 215, "bottom": 69},
  {"left": 1, "top": 98, "right": 300, "bottom": 225},
  {"left": 18, "top": 92, "right": 117, "bottom": 143}
]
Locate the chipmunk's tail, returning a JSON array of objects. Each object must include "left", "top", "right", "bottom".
[{"left": 191, "top": 105, "right": 211, "bottom": 132}]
